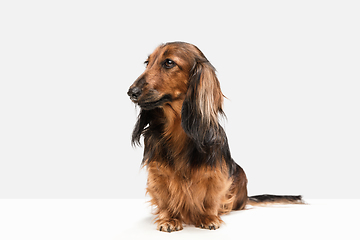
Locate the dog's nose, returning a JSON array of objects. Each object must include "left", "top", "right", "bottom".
[{"left": 127, "top": 86, "right": 142, "bottom": 101}]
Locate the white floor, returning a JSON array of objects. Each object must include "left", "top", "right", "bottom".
[{"left": 0, "top": 199, "right": 359, "bottom": 240}]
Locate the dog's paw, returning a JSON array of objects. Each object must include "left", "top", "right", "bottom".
[
  {"left": 196, "top": 215, "right": 222, "bottom": 230},
  {"left": 157, "top": 218, "right": 183, "bottom": 233}
]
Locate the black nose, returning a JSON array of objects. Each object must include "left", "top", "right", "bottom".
[{"left": 127, "top": 87, "right": 142, "bottom": 101}]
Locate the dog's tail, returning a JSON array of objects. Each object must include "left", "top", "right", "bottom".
[{"left": 247, "top": 194, "right": 304, "bottom": 206}]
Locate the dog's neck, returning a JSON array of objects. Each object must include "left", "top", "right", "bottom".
[{"left": 162, "top": 99, "right": 188, "bottom": 147}]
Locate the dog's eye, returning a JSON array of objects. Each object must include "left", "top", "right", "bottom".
[
  {"left": 163, "top": 59, "right": 176, "bottom": 69},
  {"left": 144, "top": 60, "right": 149, "bottom": 67}
]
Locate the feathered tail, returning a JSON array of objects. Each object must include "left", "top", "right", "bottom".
[{"left": 247, "top": 194, "right": 304, "bottom": 206}]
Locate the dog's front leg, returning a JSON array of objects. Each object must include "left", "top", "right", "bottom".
[{"left": 146, "top": 162, "right": 183, "bottom": 232}]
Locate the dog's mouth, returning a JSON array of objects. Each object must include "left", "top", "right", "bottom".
[
  {"left": 136, "top": 94, "right": 173, "bottom": 110},
  {"left": 129, "top": 94, "right": 138, "bottom": 102}
]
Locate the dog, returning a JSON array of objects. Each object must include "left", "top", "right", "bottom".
[{"left": 127, "top": 42, "right": 303, "bottom": 232}]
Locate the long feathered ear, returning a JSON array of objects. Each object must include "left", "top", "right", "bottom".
[
  {"left": 181, "top": 60, "right": 225, "bottom": 152},
  {"left": 131, "top": 109, "right": 150, "bottom": 147}
]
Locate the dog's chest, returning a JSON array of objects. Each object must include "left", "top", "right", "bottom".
[{"left": 148, "top": 162, "right": 229, "bottom": 203}]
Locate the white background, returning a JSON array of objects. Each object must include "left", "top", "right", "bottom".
[
  {"left": 1, "top": 199, "right": 359, "bottom": 240},
  {"left": 0, "top": 0, "right": 359, "bottom": 199}
]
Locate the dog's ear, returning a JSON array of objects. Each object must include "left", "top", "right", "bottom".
[
  {"left": 181, "top": 60, "right": 225, "bottom": 152},
  {"left": 132, "top": 109, "right": 150, "bottom": 147}
]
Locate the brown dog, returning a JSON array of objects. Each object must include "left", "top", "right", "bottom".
[{"left": 128, "top": 42, "right": 302, "bottom": 232}]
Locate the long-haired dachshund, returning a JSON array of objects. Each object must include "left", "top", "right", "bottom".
[{"left": 127, "top": 42, "right": 303, "bottom": 232}]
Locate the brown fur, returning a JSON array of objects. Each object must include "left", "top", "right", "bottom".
[{"left": 128, "top": 42, "right": 303, "bottom": 232}]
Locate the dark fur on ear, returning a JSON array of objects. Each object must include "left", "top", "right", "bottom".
[
  {"left": 131, "top": 109, "right": 150, "bottom": 147},
  {"left": 181, "top": 59, "right": 234, "bottom": 173},
  {"left": 132, "top": 108, "right": 167, "bottom": 166},
  {"left": 181, "top": 59, "right": 224, "bottom": 152}
]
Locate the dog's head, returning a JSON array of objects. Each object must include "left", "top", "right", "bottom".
[
  {"left": 128, "top": 42, "right": 225, "bottom": 150},
  {"left": 128, "top": 42, "right": 193, "bottom": 109}
]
